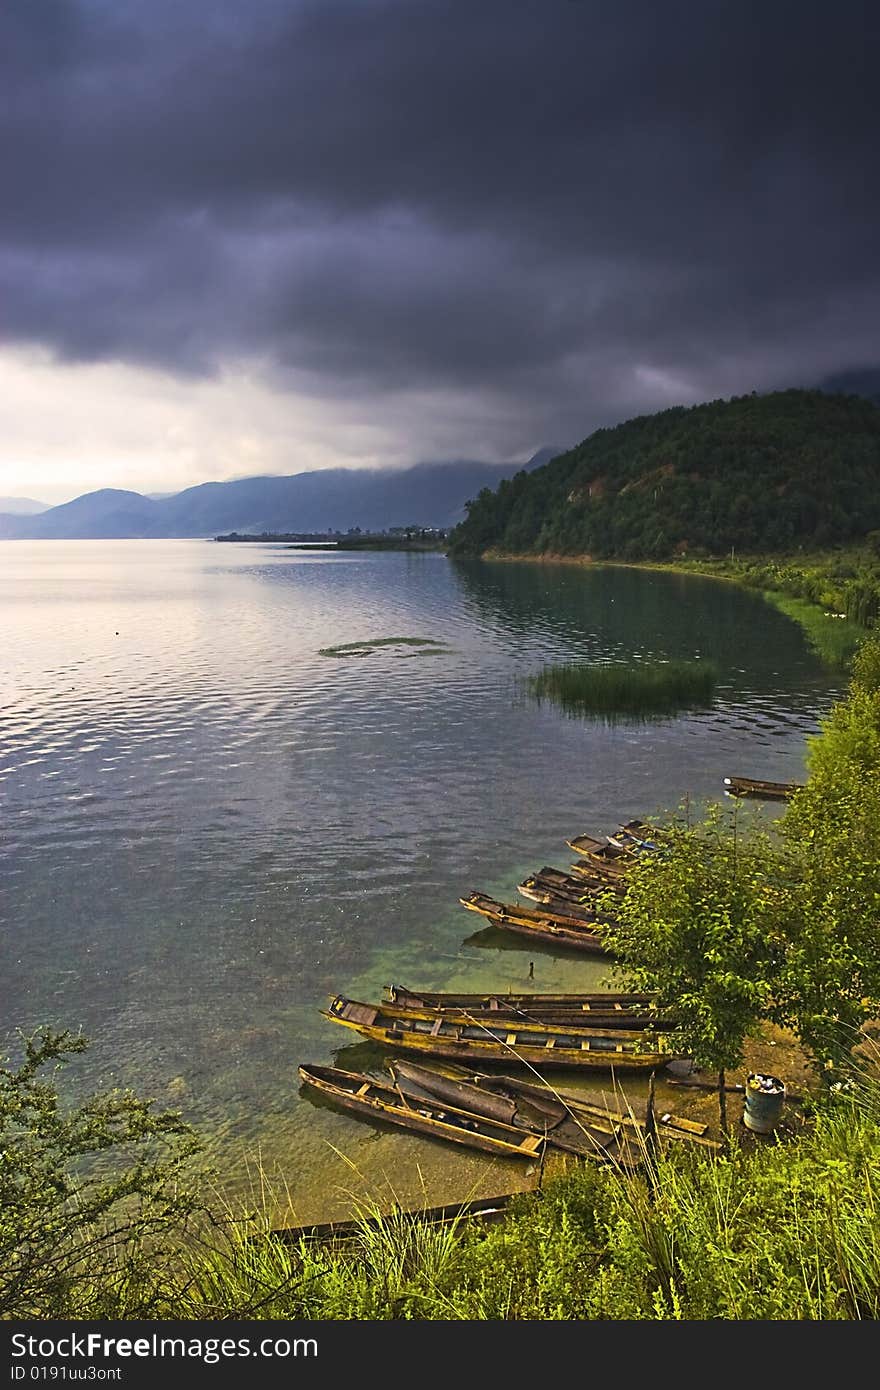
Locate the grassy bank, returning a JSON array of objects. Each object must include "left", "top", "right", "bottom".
[
  {"left": 183, "top": 1077, "right": 880, "bottom": 1319},
  {"left": 11, "top": 1073, "right": 878, "bottom": 1320}
]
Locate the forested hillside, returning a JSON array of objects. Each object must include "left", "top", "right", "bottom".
[{"left": 449, "top": 390, "right": 880, "bottom": 560}]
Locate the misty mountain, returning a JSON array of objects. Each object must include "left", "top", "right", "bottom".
[
  {"left": 0, "top": 452, "right": 561, "bottom": 540},
  {"left": 0, "top": 496, "right": 50, "bottom": 515}
]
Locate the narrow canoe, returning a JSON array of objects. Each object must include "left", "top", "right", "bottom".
[
  {"left": 564, "top": 831, "right": 608, "bottom": 857},
  {"left": 605, "top": 826, "right": 667, "bottom": 855},
  {"left": 565, "top": 836, "right": 629, "bottom": 863},
  {"left": 382, "top": 984, "right": 670, "bottom": 1029},
  {"left": 261, "top": 1192, "right": 516, "bottom": 1248},
  {"left": 388, "top": 1059, "right": 632, "bottom": 1164},
  {"left": 325, "top": 994, "right": 659, "bottom": 1042},
  {"left": 517, "top": 870, "right": 621, "bottom": 908},
  {"left": 320, "top": 996, "right": 676, "bottom": 1069},
  {"left": 392, "top": 1061, "right": 719, "bottom": 1153},
  {"left": 568, "top": 854, "right": 629, "bottom": 882},
  {"left": 459, "top": 891, "right": 610, "bottom": 954},
  {"left": 298, "top": 1063, "right": 548, "bottom": 1159},
  {"left": 723, "top": 775, "right": 805, "bottom": 800}
]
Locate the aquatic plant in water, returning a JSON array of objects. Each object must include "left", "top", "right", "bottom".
[
  {"left": 319, "top": 636, "right": 450, "bottom": 658},
  {"left": 526, "top": 659, "right": 717, "bottom": 720}
]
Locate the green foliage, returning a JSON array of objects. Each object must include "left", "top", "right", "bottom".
[
  {"left": 772, "top": 637, "right": 880, "bottom": 1068},
  {"left": 177, "top": 1081, "right": 880, "bottom": 1320},
  {"left": 599, "top": 807, "right": 782, "bottom": 1091},
  {"left": 0, "top": 1029, "right": 201, "bottom": 1319},
  {"left": 526, "top": 659, "right": 716, "bottom": 719},
  {"left": 449, "top": 390, "right": 880, "bottom": 562},
  {"left": 591, "top": 1080, "right": 880, "bottom": 1319}
]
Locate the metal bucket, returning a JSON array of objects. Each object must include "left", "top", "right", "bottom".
[{"left": 743, "top": 1073, "right": 786, "bottom": 1133}]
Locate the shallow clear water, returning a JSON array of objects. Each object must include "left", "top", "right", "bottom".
[{"left": 0, "top": 542, "right": 840, "bottom": 1221}]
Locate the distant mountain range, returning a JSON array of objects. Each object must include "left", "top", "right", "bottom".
[
  {"left": 0, "top": 450, "right": 561, "bottom": 540},
  {"left": 0, "top": 496, "right": 50, "bottom": 515}
]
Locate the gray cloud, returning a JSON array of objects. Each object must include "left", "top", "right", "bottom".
[{"left": 2, "top": 0, "right": 879, "bottom": 459}]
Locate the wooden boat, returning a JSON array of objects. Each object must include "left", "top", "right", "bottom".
[
  {"left": 459, "top": 891, "right": 610, "bottom": 954},
  {"left": 298, "top": 1063, "right": 549, "bottom": 1159},
  {"left": 566, "top": 835, "right": 628, "bottom": 862},
  {"left": 262, "top": 1192, "right": 516, "bottom": 1248},
  {"left": 389, "top": 1060, "right": 634, "bottom": 1164},
  {"left": 391, "top": 1061, "right": 719, "bottom": 1154},
  {"left": 326, "top": 994, "right": 659, "bottom": 1043},
  {"left": 606, "top": 823, "right": 667, "bottom": 855},
  {"left": 723, "top": 775, "right": 805, "bottom": 800},
  {"left": 569, "top": 820, "right": 667, "bottom": 861},
  {"left": 383, "top": 984, "right": 670, "bottom": 1029},
  {"left": 564, "top": 831, "right": 608, "bottom": 857},
  {"left": 518, "top": 868, "right": 623, "bottom": 907},
  {"left": 568, "top": 853, "right": 629, "bottom": 882},
  {"left": 320, "top": 995, "right": 676, "bottom": 1070}
]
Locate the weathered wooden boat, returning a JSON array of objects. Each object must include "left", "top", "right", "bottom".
[
  {"left": 522, "top": 864, "right": 588, "bottom": 892},
  {"left": 389, "top": 1060, "right": 634, "bottom": 1164},
  {"left": 262, "top": 1192, "right": 516, "bottom": 1248},
  {"left": 460, "top": 891, "right": 611, "bottom": 954},
  {"left": 569, "top": 820, "right": 667, "bottom": 860},
  {"left": 606, "top": 823, "right": 667, "bottom": 855},
  {"left": 516, "top": 869, "right": 609, "bottom": 911},
  {"left": 723, "top": 775, "right": 805, "bottom": 800},
  {"left": 566, "top": 835, "right": 628, "bottom": 862},
  {"left": 298, "top": 1063, "right": 549, "bottom": 1159},
  {"left": 564, "top": 831, "right": 609, "bottom": 857},
  {"left": 568, "top": 853, "right": 630, "bottom": 882},
  {"left": 321, "top": 995, "right": 677, "bottom": 1069},
  {"left": 383, "top": 984, "right": 670, "bottom": 1029},
  {"left": 392, "top": 1061, "right": 719, "bottom": 1153},
  {"left": 326, "top": 993, "right": 659, "bottom": 1042}
]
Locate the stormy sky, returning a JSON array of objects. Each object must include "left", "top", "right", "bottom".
[{"left": 2, "top": 0, "right": 878, "bottom": 503}]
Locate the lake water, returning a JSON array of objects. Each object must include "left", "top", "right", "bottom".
[{"left": 0, "top": 541, "right": 841, "bottom": 1222}]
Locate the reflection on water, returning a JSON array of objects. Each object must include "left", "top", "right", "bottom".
[{"left": 0, "top": 542, "right": 839, "bottom": 1222}]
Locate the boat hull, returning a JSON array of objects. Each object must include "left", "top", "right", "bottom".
[
  {"left": 298, "top": 1064, "right": 546, "bottom": 1158},
  {"left": 383, "top": 985, "right": 667, "bottom": 1029},
  {"left": 321, "top": 1010, "right": 674, "bottom": 1071},
  {"left": 723, "top": 776, "right": 804, "bottom": 800}
]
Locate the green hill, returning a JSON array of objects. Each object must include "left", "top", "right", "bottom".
[{"left": 449, "top": 389, "right": 880, "bottom": 560}]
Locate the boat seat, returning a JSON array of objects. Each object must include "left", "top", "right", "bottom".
[
  {"left": 430, "top": 1018, "right": 443, "bottom": 1037},
  {"left": 356, "top": 1083, "right": 371, "bottom": 1096}
]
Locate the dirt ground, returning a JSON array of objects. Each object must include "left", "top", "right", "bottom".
[{"left": 658, "top": 1019, "right": 880, "bottom": 1147}]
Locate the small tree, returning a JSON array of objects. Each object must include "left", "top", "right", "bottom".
[
  {"left": 773, "top": 637, "right": 880, "bottom": 1074},
  {"left": 0, "top": 1029, "right": 202, "bottom": 1319},
  {"left": 600, "top": 806, "right": 782, "bottom": 1133}
]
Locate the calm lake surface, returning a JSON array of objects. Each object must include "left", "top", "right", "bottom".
[{"left": 0, "top": 541, "right": 841, "bottom": 1221}]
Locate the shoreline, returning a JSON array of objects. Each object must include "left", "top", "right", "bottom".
[{"left": 454, "top": 548, "right": 864, "bottom": 669}]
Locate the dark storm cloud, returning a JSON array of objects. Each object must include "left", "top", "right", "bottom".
[{"left": 3, "top": 0, "right": 880, "bottom": 446}]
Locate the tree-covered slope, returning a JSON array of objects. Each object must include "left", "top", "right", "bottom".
[{"left": 449, "top": 390, "right": 880, "bottom": 560}]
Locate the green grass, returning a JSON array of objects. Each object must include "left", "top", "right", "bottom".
[
  {"left": 8, "top": 1069, "right": 880, "bottom": 1319},
  {"left": 526, "top": 659, "right": 717, "bottom": 719},
  {"left": 168, "top": 1070, "right": 880, "bottom": 1320},
  {"left": 761, "top": 592, "right": 864, "bottom": 671},
  {"left": 319, "top": 636, "right": 449, "bottom": 658}
]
